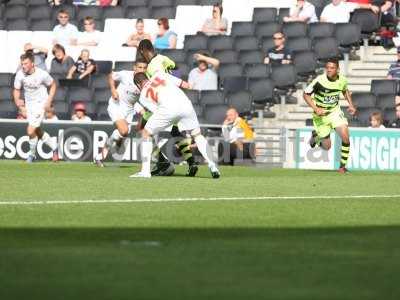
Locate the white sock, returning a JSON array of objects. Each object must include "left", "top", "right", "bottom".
[
  {"left": 194, "top": 135, "right": 215, "bottom": 168},
  {"left": 141, "top": 138, "right": 153, "bottom": 174},
  {"left": 41, "top": 132, "right": 57, "bottom": 151},
  {"left": 29, "top": 137, "right": 38, "bottom": 157},
  {"left": 112, "top": 129, "right": 123, "bottom": 142}
]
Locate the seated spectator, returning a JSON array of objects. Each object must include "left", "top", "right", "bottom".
[
  {"left": 201, "top": 4, "right": 228, "bottom": 36},
  {"left": 188, "top": 53, "right": 220, "bottom": 91},
  {"left": 22, "top": 43, "right": 48, "bottom": 72},
  {"left": 320, "top": 0, "right": 379, "bottom": 23},
  {"left": 52, "top": 10, "right": 78, "bottom": 47},
  {"left": 71, "top": 102, "right": 92, "bottom": 122},
  {"left": 97, "top": 0, "right": 118, "bottom": 6},
  {"left": 124, "top": 19, "right": 151, "bottom": 47},
  {"left": 284, "top": 0, "right": 318, "bottom": 23},
  {"left": 67, "top": 49, "right": 96, "bottom": 80},
  {"left": 76, "top": 17, "right": 101, "bottom": 46},
  {"left": 369, "top": 111, "right": 385, "bottom": 128},
  {"left": 264, "top": 32, "right": 292, "bottom": 66},
  {"left": 45, "top": 106, "right": 59, "bottom": 121},
  {"left": 50, "top": 44, "right": 75, "bottom": 76},
  {"left": 48, "top": 0, "right": 64, "bottom": 6},
  {"left": 219, "top": 108, "right": 255, "bottom": 166},
  {"left": 153, "top": 18, "right": 177, "bottom": 50}
]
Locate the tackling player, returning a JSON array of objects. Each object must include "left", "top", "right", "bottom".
[
  {"left": 303, "top": 59, "right": 357, "bottom": 173},
  {"left": 94, "top": 59, "right": 147, "bottom": 167},
  {"left": 13, "top": 52, "right": 59, "bottom": 163},
  {"left": 137, "top": 39, "right": 199, "bottom": 177},
  {"left": 131, "top": 71, "right": 220, "bottom": 179}
]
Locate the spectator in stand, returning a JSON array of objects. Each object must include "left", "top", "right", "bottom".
[
  {"left": 48, "top": 0, "right": 64, "bottom": 6},
  {"left": 51, "top": 44, "right": 75, "bottom": 77},
  {"left": 67, "top": 49, "right": 96, "bottom": 80},
  {"left": 283, "top": 0, "right": 318, "bottom": 23},
  {"left": 73, "top": 0, "right": 96, "bottom": 5},
  {"left": 124, "top": 19, "right": 151, "bottom": 47},
  {"left": 71, "top": 102, "right": 92, "bottom": 122},
  {"left": 22, "top": 43, "right": 48, "bottom": 72},
  {"left": 45, "top": 106, "right": 59, "bottom": 121},
  {"left": 96, "top": 0, "right": 118, "bottom": 5},
  {"left": 320, "top": 0, "right": 380, "bottom": 23},
  {"left": 76, "top": 17, "right": 101, "bottom": 46},
  {"left": 369, "top": 111, "right": 385, "bottom": 128},
  {"left": 53, "top": 10, "right": 78, "bottom": 47},
  {"left": 153, "top": 18, "right": 177, "bottom": 50},
  {"left": 201, "top": 4, "right": 228, "bottom": 36},
  {"left": 219, "top": 108, "right": 255, "bottom": 166},
  {"left": 188, "top": 53, "right": 220, "bottom": 91},
  {"left": 264, "top": 32, "right": 292, "bottom": 66}
]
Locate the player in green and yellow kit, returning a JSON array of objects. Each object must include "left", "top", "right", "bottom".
[
  {"left": 136, "top": 39, "right": 199, "bottom": 177},
  {"left": 303, "top": 59, "right": 357, "bottom": 173}
]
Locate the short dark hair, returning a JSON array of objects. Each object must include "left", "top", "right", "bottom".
[
  {"left": 58, "top": 9, "right": 69, "bottom": 16},
  {"left": 213, "top": 4, "right": 223, "bottom": 16},
  {"left": 136, "top": 18, "right": 144, "bottom": 24},
  {"left": 135, "top": 57, "right": 148, "bottom": 65},
  {"left": 134, "top": 72, "right": 149, "bottom": 88},
  {"left": 326, "top": 58, "right": 339, "bottom": 67},
  {"left": 157, "top": 18, "right": 169, "bottom": 30},
  {"left": 20, "top": 52, "right": 34, "bottom": 62},
  {"left": 52, "top": 43, "right": 65, "bottom": 55}
]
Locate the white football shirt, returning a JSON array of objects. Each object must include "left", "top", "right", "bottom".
[{"left": 112, "top": 70, "right": 141, "bottom": 108}]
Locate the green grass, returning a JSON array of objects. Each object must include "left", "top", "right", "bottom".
[{"left": 0, "top": 161, "right": 400, "bottom": 300}]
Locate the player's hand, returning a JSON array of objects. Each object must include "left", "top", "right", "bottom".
[
  {"left": 19, "top": 105, "right": 27, "bottom": 117},
  {"left": 112, "top": 90, "right": 119, "bottom": 100},
  {"left": 314, "top": 107, "right": 326, "bottom": 116},
  {"left": 347, "top": 105, "right": 357, "bottom": 116}
]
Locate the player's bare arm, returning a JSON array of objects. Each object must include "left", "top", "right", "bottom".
[
  {"left": 303, "top": 92, "right": 326, "bottom": 116},
  {"left": 45, "top": 80, "right": 57, "bottom": 111},
  {"left": 13, "top": 88, "right": 24, "bottom": 109},
  {"left": 108, "top": 73, "right": 119, "bottom": 100},
  {"left": 343, "top": 89, "right": 357, "bottom": 116}
]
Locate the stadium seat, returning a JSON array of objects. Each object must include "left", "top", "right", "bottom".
[
  {"left": 184, "top": 89, "right": 200, "bottom": 104},
  {"left": 28, "top": 5, "right": 52, "bottom": 20},
  {"left": 208, "top": 36, "right": 234, "bottom": 52},
  {"left": 261, "top": 37, "right": 274, "bottom": 52},
  {"left": 76, "top": 6, "right": 103, "bottom": 21},
  {"left": 293, "top": 50, "right": 318, "bottom": 79},
  {"left": 227, "top": 90, "right": 252, "bottom": 115},
  {"left": 114, "top": 61, "right": 134, "bottom": 71},
  {"left": 51, "top": 5, "right": 76, "bottom": 21},
  {"left": 335, "top": 23, "right": 361, "bottom": 51},
  {"left": 252, "top": 7, "right": 277, "bottom": 24},
  {"left": 282, "top": 22, "right": 307, "bottom": 38},
  {"left": 203, "top": 104, "right": 229, "bottom": 125},
  {"left": 53, "top": 86, "right": 67, "bottom": 103},
  {"left": 239, "top": 50, "right": 265, "bottom": 65},
  {"left": 96, "top": 103, "right": 109, "bottom": 121},
  {"left": 67, "top": 87, "right": 93, "bottom": 103},
  {"left": 234, "top": 36, "right": 259, "bottom": 52},
  {"left": 90, "top": 74, "right": 109, "bottom": 89},
  {"left": 255, "top": 22, "right": 281, "bottom": 39},
  {"left": 192, "top": 104, "right": 203, "bottom": 117},
  {"left": 383, "top": 108, "right": 398, "bottom": 126},
  {"left": 95, "top": 61, "right": 113, "bottom": 75},
  {"left": 174, "top": 62, "right": 190, "bottom": 80},
  {"left": 308, "top": 22, "right": 336, "bottom": 40},
  {"left": 198, "top": 0, "right": 221, "bottom": 5},
  {"left": 30, "top": 19, "right": 54, "bottom": 31},
  {"left": 244, "top": 63, "right": 271, "bottom": 79},
  {"left": 200, "top": 90, "right": 225, "bottom": 105},
  {"left": 356, "top": 107, "right": 382, "bottom": 126},
  {"left": 371, "top": 80, "right": 398, "bottom": 96},
  {"left": 6, "top": 0, "right": 27, "bottom": 5},
  {"left": 94, "top": 88, "right": 111, "bottom": 104},
  {"left": 0, "top": 73, "right": 13, "bottom": 87},
  {"left": 248, "top": 78, "right": 275, "bottom": 106},
  {"left": 151, "top": 7, "right": 176, "bottom": 19},
  {"left": 125, "top": 6, "right": 151, "bottom": 19},
  {"left": 350, "top": 9, "right": 380, "bottom": 37},
  {"left": 28, "top": 0, "right": 49, "bottom": 5},
  {"left": 102, "top": 6, "right": 125, "bottom": 19},
  {"left": 184, "top": 35, "right": 209, "bottom": 51},
  {"left": 376, "top": 94, "right": 396, "bottom": 111},
  {"left": 213, "top": 50, "right": 238, "bottom": 64},
  {"left": 277, "top": 7, "right": 290, "bottom": 23},
  {"left": 271, "top": 64, "right": 298, "bottom": 102},
  {"left": 160, "top": 49, "right": 187, "bottom": 63},
  {"left": 231, "top": 22, "right": 255, "bottom": 37},
  {"left": 4, "top": 5, "right": 26, "bottom": 20},
  {"left": 53, "top": 102, "right": 70, "bottom": 120},
  {"left": 6, "top": 18, "right": 29, "bottom": 31},
  {"left": 218, "top": 63, "right": 243, "bottom": 80},
  {"left": 350, "top": 92, "right": 376, "bottom": 108},
  {"left": 176, "top": 0, "right": 198, "bottom": 5},
  {"left": 287, "top": 37, "right": 312, "bottom": 54},
  {"left": 149, "top": 0, "right": 175, "bottom": 7},
  {"left": 121, "top": 0, "right": 147, "bottom": 6},
  {"left": 0, "top": 87, "right": 12, "bottom": 101},
  {"left": 313, "top": 37, "right": 341, "bottom": 63},
  {"left": 0, "top": 102, "right": 17, "bottom": 118},
  {"left": 221, "top": 76, "right": 247, "bottom": 94}
]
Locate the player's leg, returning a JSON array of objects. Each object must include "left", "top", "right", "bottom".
[
  {"left": 26, "top": 124, "right": 39, "bottom": 163},
  {"left": 38, "top": 127, "right": 59, "bottom": 162},
  {"left": 332, "top": 109, "right": 350, "bottom": 173},
  {"left": 171, "top": 125, "right": 198, "bottom": 177},
  {"left": 310, "top": 113, "right": 332, "bottom": 150}
]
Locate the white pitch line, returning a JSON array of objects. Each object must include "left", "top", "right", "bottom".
[{"left": 0, "top": 195, "right": 400, "bottom": 206}]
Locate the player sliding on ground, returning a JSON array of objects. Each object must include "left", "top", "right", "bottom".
[
  {"left": 303, "top": 59, "right": 357, "bottom": 173},
  {"left": 13, "top": 53, "right": 59, "bottom": 163},
  {"left": 131, "top": 71, "right": 220, "bottom": 179},
  {"left": 94, "top": 59, "right": 148, "bottom": 167}
]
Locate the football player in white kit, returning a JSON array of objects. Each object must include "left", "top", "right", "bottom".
[
  {"left": 130, "top": 71, "right": 220, "bottom": 179},
  {"left": 13, "top": 53, "right": 59, "bottom": 163},
  {"left": 94, "top": 59, "right": 148, "bottom": 167}
]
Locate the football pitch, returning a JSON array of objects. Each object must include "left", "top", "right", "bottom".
[{"left": 0, "top": 161, "right": 400, "bottom": 300}]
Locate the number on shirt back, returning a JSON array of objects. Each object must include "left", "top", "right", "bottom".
[{"left": 146, "top": 77, "right": 166, "bottom": 102}]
